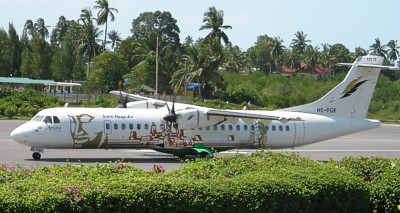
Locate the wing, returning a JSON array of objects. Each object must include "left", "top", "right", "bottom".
[
  {"left": 109, "top": 91, "right": 166, "bottom": 108},
  {"left": 205, "top": 109, "right": 302, "bottom": 123}
]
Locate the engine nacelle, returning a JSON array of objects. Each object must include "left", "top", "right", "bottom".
[{"left": 176, "top": 108, "right": 225, "bottom": 128}]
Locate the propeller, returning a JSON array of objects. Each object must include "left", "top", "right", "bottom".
[{"left": 163, "top": 96, "right": 178, "bottom": 130}]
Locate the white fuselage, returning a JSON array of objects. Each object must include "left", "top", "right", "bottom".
[{"left": 10, "top": 107, "right": 380, "bottom": 150}]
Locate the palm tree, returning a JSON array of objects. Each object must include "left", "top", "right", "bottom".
[
  {"left": 34, "top": 18, "right": 50, "bottom": 40},
  {"left": 369, "top": 38, "right": 387, "bottom": 58},
  {"left": 387, "top": 40, "right": 399, "bottom": 64},
  {"left": 290, "top": 31, "right": 311, "bottom": 54},
  {"left": 354, "top": 47, "right": 368, "bottom": 58},
  {"left": 76, "top": 8, "right": 103, "bottom": 79},
  {"left": 269, "top": 37, "right": 285, "bottom": 73},
  {"left": 107, "top": 30, "right": 121, "bottom": 49},
  {"left": 304, "top": 45, "right": 320, "bottom": 74},
  {"left": 23, "top": 20, "right": 35, "bottom": 38},
  {"left": 51, "top": 16, "right": 69, "bottom": 46},
  {"left": 94, "top": 0, "right": 118, "bottom": 51},
  {"left": 199, "top": 7, "right": 232, "bottom": 45},
  {"left": 79, "top": 8, "right": 97, "bottom": 25}
]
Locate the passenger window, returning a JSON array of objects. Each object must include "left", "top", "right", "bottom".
[
  {"left": 228, "top": 125, "right": 233, "bottom": 131},
  {"left": 114, "top": 124, "right": 118, "bottom": 130},
  {"left": 221, "top": 125, "right": 225, "bottom": 131},
  {"left": 129, "top": 124, "right": 134, "bottom": 130},
  {"left": 53, "top": 116, "right": 60, "bottom": 123},
  {"left": 244, "top": 125, "right": 248, "bottom": 131},
  {"left": 137, "top": 124, "right": 141, "bottom": 130},
  {"left": 236, "top": 125, "right": 240, "bottom": 131},
  {"left": 279, "top": 126, "right": 283, "bottom": 131},
  {"left": 106, "top": 123, "right": 110, "bottom": 130},
  {"left": 122, "top": 124, "right": 126, "bottom": 130},
  {"left": 213, "top": 126, "right": 218, "bottom": 131},
  {"left": 206, "top": 126, "right": 210, "bottom": 131},
  {"left": 44, "top": 116, "right": 52, "bottom": 124},
  {"left": 251, "top": 125, "right": 255, "bottom": 131},
  {"left": 144, "top": 124, "right": 149, "bottom": 130},
  {"left": 272, "top": 125, "right": 276, "bottom": 131},
  {"left": 286, "top": 126, "right": 290, "bottom": 131}
]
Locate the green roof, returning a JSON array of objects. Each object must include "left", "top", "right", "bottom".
[{"left": 0, "top": 77, "right": 56, "bottom": 85}]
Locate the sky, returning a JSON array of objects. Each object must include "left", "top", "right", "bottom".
[{"left": 1, "top": 0, "right": 399, "bottom": 51}]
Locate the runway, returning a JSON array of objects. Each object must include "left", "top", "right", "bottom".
[{"left": 2, "top": 120, "right": 400, "bottom": 170}]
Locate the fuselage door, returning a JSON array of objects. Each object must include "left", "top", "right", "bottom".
[
  {"left": 104, "top": 120, "right": 112, "bottom": 135},
  {"left": 294, "top": 122, "right": 305, "bottom": 146}
]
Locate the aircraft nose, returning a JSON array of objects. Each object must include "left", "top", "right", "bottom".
[{"left": 10, "top": 126, "right": 29, "bottom": 144}]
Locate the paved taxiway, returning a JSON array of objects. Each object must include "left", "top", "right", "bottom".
[{"left": 1, "top": 120, "right": 400, "bottom": 170}]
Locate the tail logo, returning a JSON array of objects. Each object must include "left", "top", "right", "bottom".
[{"left": 330, "top": 77, "right": 369, "bottom": 102}]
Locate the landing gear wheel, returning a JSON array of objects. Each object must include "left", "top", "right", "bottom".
[
  {"left": 201, "top": 152, "right": 212, "bottom": 159},
  {"left": 32, "top": 152, "right": 41, "bottom": 160}
]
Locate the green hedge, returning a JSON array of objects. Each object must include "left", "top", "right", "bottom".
[
  {"left": 331, "top": 157, "right": 400, "bottom": 212},
  {"left": 0, "top": 152, "right": 371, "bottom": 212}
]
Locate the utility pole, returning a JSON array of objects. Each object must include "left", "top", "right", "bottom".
[{"left": 155, "top": 36, "right": 159, "bottom": 97}]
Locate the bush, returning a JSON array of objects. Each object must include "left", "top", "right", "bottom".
[
  {"left": 0, "top": 87, "right": 64, "bottom": 118},
  {"left": 0, "top": 152, "right": 370, "bottom": 212}
]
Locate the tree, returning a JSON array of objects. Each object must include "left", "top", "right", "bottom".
[
  {"left": 23, "top": 20, "right": 35, "bottom": 38},
  {"left": 90, "top": 51, "right": 128, "bottom": 92},
  {"left": 171, "top": 39, "right": 224, "bottom": 98},
  {"left": 34, "top": 18, "right": 50, "bottom": 40},
  {"left": 76, "top": 8, "right": 103, "bottom": 79},
  {"left": 247, "top": 35, "right": 274, "bottom": 73},
  {"left": 387, "top": 40, "right": 399, "bottom": 64},
  {"left": 8, "top": 23, "right": 22, "bottom": 76},
  {"left": 131, "top": 11, "right": 181, "bottom": 46},
  {"left": 199, "top": 7, "right": 232, "bottom": 45},
  {"left": 94, "top": 0, "right": 118, "bottom": 51},
  {"left": 107, "top": 30, "right": 121, "bottom": 49},
  {"left": 290, "top": 31, "right": 311, "bottom": 54},
  {"left": 304, "top": 45, "right": 320, "bottom": 73},
  {"left": 223, "top": 43, "right": 249, "bottom": 73},
  {"left": 268, "top": 37, "right": 285, "bottom": 73},
  {"left": 51, "top": 16, "right": 69, "bottom": 47},
  {"left": 369, "top": 38, "right": 387, "bottom": 58},
  {"left": 354, "top": 47, "right": 368, "bottom": 58}
]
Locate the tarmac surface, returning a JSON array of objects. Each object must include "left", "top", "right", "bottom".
[{"left": 1, "top": 120, "right": 400, "bottom": 171}]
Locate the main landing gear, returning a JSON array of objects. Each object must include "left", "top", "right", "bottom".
[{"left": 30, "top": 147, "right": 43, "bottom": 160}]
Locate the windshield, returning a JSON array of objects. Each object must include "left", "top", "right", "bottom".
[{"left": 32, "top": 115, "right": 44, "bottom": 122}]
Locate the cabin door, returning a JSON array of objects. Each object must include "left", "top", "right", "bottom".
[{"left": 294, "top": 122, "right": 305, "bottom": 146}]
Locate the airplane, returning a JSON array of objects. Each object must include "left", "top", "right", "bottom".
[{"left": 10, "top": 55, "right": 398, "bottom": 160}]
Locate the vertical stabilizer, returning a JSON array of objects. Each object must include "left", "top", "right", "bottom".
[{"left": 283, "top": 56, "right": 385, "bottom": 119}]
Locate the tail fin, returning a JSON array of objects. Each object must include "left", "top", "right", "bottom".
[{"left": 283, "top": 56, "right": 387, "bottom": 119}]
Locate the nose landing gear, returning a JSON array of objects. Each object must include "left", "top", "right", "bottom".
[
  {"left": 32, "top": 152, "right": 41, "bottom": 160},
  {"left": 30, "top": 147, "right": 44, "bottom": 160}
]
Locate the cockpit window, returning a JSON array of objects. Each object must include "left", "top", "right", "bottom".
[
  {"left": 43, "top": 116, "right": 52, "bottom": 124},
  {"left": 32, "top": 115, "right": 44, "bottom": 122},
  {"left": 53, "top": 116, "right": 60, "bottom": 123}
]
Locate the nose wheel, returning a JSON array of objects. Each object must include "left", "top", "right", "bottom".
[{"left": 32, "top": 152, "right": 41, "bottom": 160}]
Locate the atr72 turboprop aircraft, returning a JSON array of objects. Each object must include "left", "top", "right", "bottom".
[{"left": 10, "top": 56, "right": 398, "bottom": 160}]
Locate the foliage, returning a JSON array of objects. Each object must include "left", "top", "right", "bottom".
[
  {"left": 0, "top": 152, "right": 370, "bottom": 212},
  {"left": 330, "top": 157, "right": 400, "bottom": 212},
  {"left": 0, "top": 87, "right": 63, "bottom": 118},
  {"left": 89, "top": 51, "right": 128, "bottom": 92}
]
